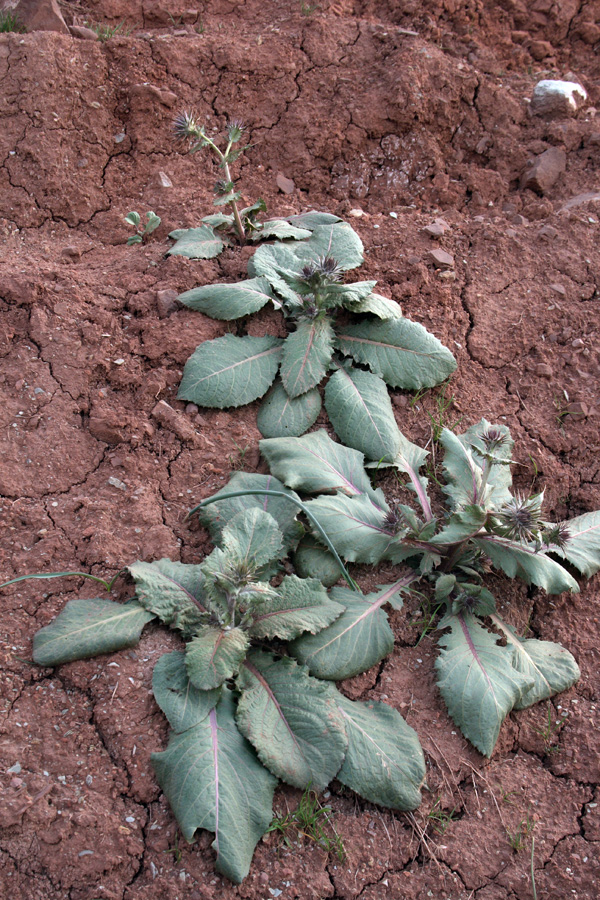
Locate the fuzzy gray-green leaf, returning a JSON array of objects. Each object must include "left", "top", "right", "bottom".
[
  {"left": 290, "top": 585, "right": 397, "bottom": 680},
  {"left": 553, "top": 510, "right": 600, "bottom": 577},
  {"left": 249, "top": 575, "right": 344, "bottom": 641},
  {"left": 152, "top": 651, "right": 220, "bottom": 732},
  {"left": 474, "top": 535, "right": 579, "bottom": 594},
  {"left": 490, "top": 615, "right": 580, "bottom": 710},
  {"left": 435, "top": 613, "right": 535, "bottom": 756},
  {"left": 127, "top": 559, "right": 207, "bottom": 635},
  {"left": 280, "top": 318, "right": 335, "bottom": 398},
  {"left": 236, "top": 651, "right": 348, "bottom": 791},
  {"left": 335, "top": 693, "right": 426, "bottom": 810},
  {"left": 178, "top": 277, "right": 276, "bottom": 321},
  {"left": 344, "top": 292, "right": 402, "bottom": 319},
  {"left": 336, "top": 318, "right": 456, "bottom": 389},
  {"left": 221, "top": 508, "right": 283, "bottom": 570},
  {"left": 253, "top": 219, "right": 312, "bottom": 241},
  {"left": 178, "top": 334, "right": 282, "bottom": 408},
  {"left": 185, "top": 626, "right": 250, "bottom": 690},
  {"left": 33, "top": 599, "right": 154, "bottom": 666},
  {"left": 325, "top": 366, "right": 401, "bottom": 463},
  {"left": 151, "top": 689, "right": 277, "bottom": 884},
  {"left": 167, "top": 225, "right": 224, "bottom": 259},
  {"left": 292, "top": 536, "right": 344, "bottom": 587},
  {"left": 304, "top": 493, "right": 394, "bottom": 564},
  {"left": 257, "top": 380, "right": 321, "bottom": 438},
  {"left": 194, "top": 471, "right": 303, "bottom": 553},
  {"left": 260, "top": 428, "right": 383, "bottom": 503}
]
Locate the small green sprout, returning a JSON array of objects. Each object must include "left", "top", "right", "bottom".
[{"left": 124, "top": 211, "right": 161, "bottom": 245}]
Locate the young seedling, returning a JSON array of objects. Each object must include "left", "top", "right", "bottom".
[
  {"left": 267, "top": 787, "right": 345, "bottom": 860},
  {"left": 124, "top": 210, "right": 161, "bottom": 245},
  {"left": 0, "top": 11, "right": 26, "bottom": 32},
  {"left": 534, "top": 704, "right": 566, "bottom": 752},
  {"left": 426, "top": 798, "right": 458, "bottom": 835},
  {"left": 506, "top": 812, "right": 535, "bottom": 852}
]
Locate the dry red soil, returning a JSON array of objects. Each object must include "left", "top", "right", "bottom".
[{"left": 1, "top": 1, "right": 600, "bottom": 898}]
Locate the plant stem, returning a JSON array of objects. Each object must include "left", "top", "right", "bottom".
[
  {"left": 222, "top": 159, "right": 245, "bottom": 242},
  {"left": 188, "top": 490, "right": 360, "bottom": 592},
  {"left": 0, "top": 570, "right": 123, "bottom": 593}
]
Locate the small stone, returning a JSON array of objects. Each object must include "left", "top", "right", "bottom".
[
  {"left": 423, "top": 218, "right": 450, "bottom": 237},
  {"left": 158, "top": 171, "right": 173, "bottom": 188},
  {"left": 567, "top": 401, "right": 588, "bottom": 418},
  {"left": 437, "top": 269, "right": 456, "bottom": 281},
  {"left": 152, "top": 400, "right": 199, "bottom": 444},
  {"left": 529, "top": 40, "right": 554, "bottom": 61},
  {"left": 511, "top": 30, "right": 529, "bottom": 43},
  {"left": 7, "top": 763, "right": 21, "bottom": 775},
  {"left": 107, "top": 476, "right": 127, "bottom": 491},
  {"left": 69, "top": 25, "right": 99, "bottom": 40},
  {"left": 520, "top": 148, "right": 566, "bottom": 195},
  {"left": 550, "top": 283, "right": 566, "bottom": 295},
  {"left": 428, "top": 248, "right": 454, "bottom": 269},
  {"left": 578, "top": 22, "right": 600, "bottom": 45},
  {"left": 512, "top": 214, "right": 529, "bottom": 226},
  {"left": 530, "top": 80, "right": 588, "bottom": 119},
  {"left": 276, "top": 173, "right": 295, "bottom": 194},
  {"left": 348, "top": 208, "right": 364, "bottom": 217},
  {"left": 538, "top": 224, "right": 559, "bottom": 240},
  {"left": 155, "top": 289, "right": 179, "bottom": 318},
  {"left": 185, "top": 403, "right": 199, "bottom": 415},
  {"left": 114, "top": 133, "right": 126, "bottom": 144},
  {"left": 61, "top": 246, "right": 82, "bottom": 261},
  {"left": 259, "top": 873, "right": 269, "bottom": 886},
  {"left": 535, "top": 364, "right": 553, "bottom": 378}
]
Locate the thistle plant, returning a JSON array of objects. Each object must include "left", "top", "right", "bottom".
[
  {"left": 248, "top": 422, "right": 600, "bottom": 757},
  {"left": 8, "top": 477, "right": 427, "bottom": 883},
  {"left": 173, "top": 209, "right": 456, "bottom": 443}
]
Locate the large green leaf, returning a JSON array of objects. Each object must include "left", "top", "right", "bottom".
[
  {"left": 474, "top": 535, "right": 579, "bottom": 594},
  {"left": 151, "top": 689, "right": 277, "bottom": 884},
  {"left": 247, "top": 243, "right": 307, "bottom": 306},
  {"left": 259, "top": 428, "right": 383, "bottom": 503},
  {"left": 286, "top": 212, "right": 342, "bottom": 229},
  {"left": 335, "top": 693, "right": 425, "bottom": 810},
  {"left": 344, "top": 292, "right": 402, "bottom": 319},
  {"left": 292, "top": 536, "right": 343, "bottom": 587},
  {"left": 249, "top": 575, "right": 344, "bottom": 640},
  {"left": 220, "top": 508, "right": 283, "bottom": 571},
  {"left": 177, "top": 277, "right": 277, "bottom": 321},
  {"left": 178, "top": 334, "right": 282, "bottom": 408},
  {"left": 323, "top": 281, "right": 377, "bottom": 307},
  {"left": 257, "top": 380, "right": 321, "bottom": 438},
  {"left": 127, "top": 559, "right": 206, "bottom": 635},
  {"left": 290, "top": 585, "right": 399, "bottom": 680},
  {"left": 235, "top": 651, "right": 348, "bottom": 791},
  {"left": 439, "top": 429, "right": 486, "bottom": 509},
  {"left": 185, "top": 626, "right": 250, "bottom": 690},
  {"left": 554, "top": 510, "right": 600, "bottom": 577},
  {"left": 152, "top": 651, "right": 220, "bottom": 732},
  {"left": 280, "top": 318, "right": 335, "bottom": 398},
  {"left": 167, "top": 225, "right": 224, "bottom": 259},
  {"left": 296, "top": 222, "right": 364, "bottom": 270},
  {"left": 194, "top": 471, "right": 303, "bottom": 553},
  {"left": 336, "top": 319, "right": 456, "bottom": 389},
  {"left": 33, "top": 598, "right": 154, "bottom": 666},
  {"left": 304, "top": 493, "right": 395, "bottom": 564},
  {"left": 252, "top": 219, "right": 312, "bottom": 241},
  {"left": 490, "top": 615, "right": 580, "bottom": 710},
  {"left": 435, "top": 613, "right": 535, "bottom": 756},
  {"left": 325, "top": 366, "right": 401, "bottom": 464}
]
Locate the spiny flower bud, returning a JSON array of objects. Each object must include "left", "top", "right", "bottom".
[
  {"left": 173, "top": 110, "right": 202, "bottom": 140},
  {"left": 542, "top": 522, "right": 571, "bottom": 551},
  {"left": 480, "top": 426, "right": 512, "bottom": 454},
  {"left": 227, "top": 119, "right": 246, "bottom": 142},
  {"left": 299, "top": 255, "right": 342, "bottom": 285},
  {"left": 497, "top": 492, "right": 544, "bottom": 543}
]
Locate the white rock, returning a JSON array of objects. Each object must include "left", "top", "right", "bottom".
[{"left": 530, "top": 80, "right": 587, "bottom": 118}]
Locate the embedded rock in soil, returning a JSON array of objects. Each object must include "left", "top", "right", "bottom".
[
  {"left": 520, "top": 147, "right": 566, "bottom": 194},
  {"left": 530, "top": 79, "right": 588, "bottom": 118},
  {"left": 1, "top": 0, "right": 69, "bottom": 33}
]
